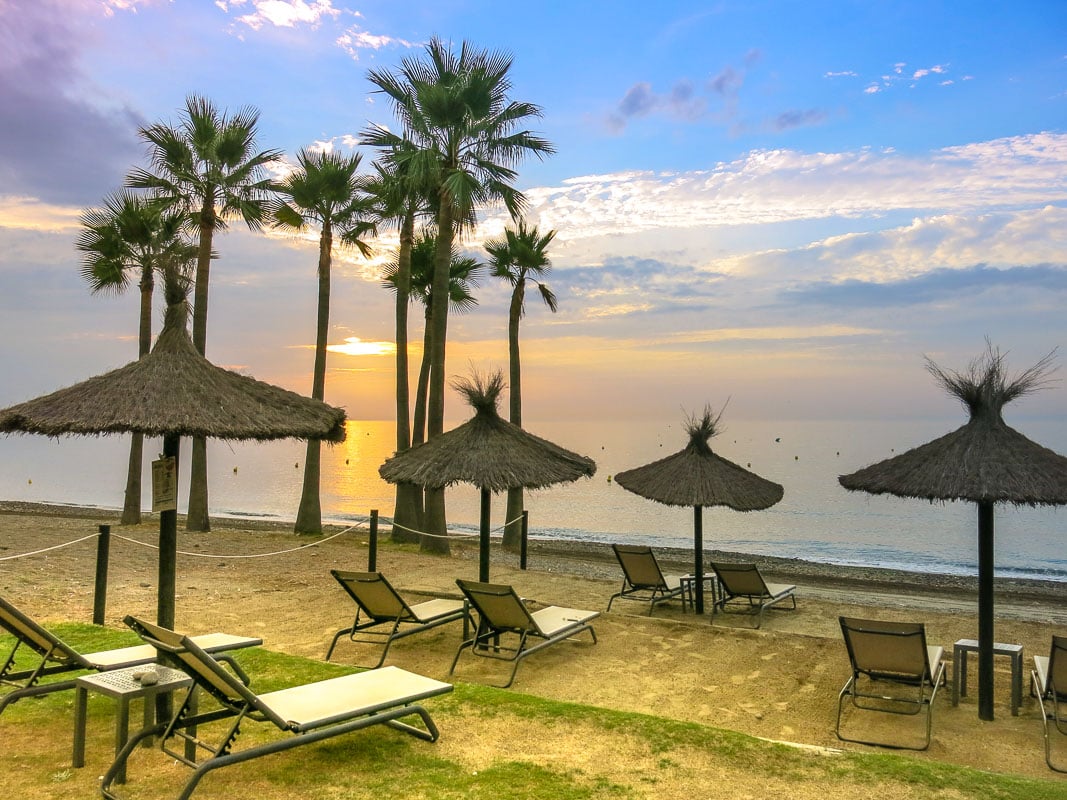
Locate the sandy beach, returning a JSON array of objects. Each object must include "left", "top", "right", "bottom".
[{"left": 2, "top": 500, "right": 1065, "bottom": 790}]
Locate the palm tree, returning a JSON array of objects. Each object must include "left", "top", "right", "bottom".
[
  {"left": 484, "top": 220, "right": 558, "bottom": 549},
  {"left": 272, "top": 147, "right": 376, "bottom": 534},
  {"left": 382, "top": 231, "right": 482, "bottom": 546},
  {"left": 127, "top": 95, "right": 282, "bottom": 532},
  {"left": 75, "top": 190, "right": 196, "bottom": 524},
  {"left": 363, "top": 38, "right": 554, "bottom": 548},
  {"left": 364, "top": 152, "right": 433, "bottom": 540}
]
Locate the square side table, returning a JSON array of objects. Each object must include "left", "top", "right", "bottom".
[
  {"left": 73, "top": 664, "right": 193, "bottom": 783},
  {"left": 950, "top": 638, "right": 1023, "bottom": 716}
]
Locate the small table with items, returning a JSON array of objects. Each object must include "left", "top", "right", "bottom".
[
  {"left": 73, "top": 664, "right": 194, "bottom": 783},
  {"left": 951, "top": 638, "right": 1024, "bottom": 716}
]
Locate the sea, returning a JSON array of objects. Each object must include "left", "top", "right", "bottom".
[{"left": 2, "top": 417, "right": 1065, "bottom": 583}]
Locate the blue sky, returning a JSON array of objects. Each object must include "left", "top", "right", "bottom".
[{"left": 2, "top": 0, "right": 1066, "bottom": 426}]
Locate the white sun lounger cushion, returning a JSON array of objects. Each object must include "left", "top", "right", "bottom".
[
  {"left": 256, "top": 665, "right": 453, "bottom": 730},
  {"left": 85, "top": 633, "right": 262, "bottom": 668}
]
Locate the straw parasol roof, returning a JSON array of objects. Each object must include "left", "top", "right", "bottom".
[
  {"left": 0, "top": 307, "right": 346, "bottom": 442},
  {"left": 615, "top": 406, "right": 784, "bottom": 613},
  {"left": 839, "top": 351, "right": 1067, "bottom": 505},
  {"left": 0, "top": 302, "right": 347, "bottom": 628},
  {"left": 839, "top": 343, "right": 1067, "bottom": 721},
  {"left": 379, "top": 370, "right": 595, "bottom": 580}
]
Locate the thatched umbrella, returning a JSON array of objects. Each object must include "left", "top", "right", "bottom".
[
  {"left": 0, "top": 302, "right": 346, "bottom": 628},
  {"left": 379, "top": 371, "right": 596, "bottom": 581},
  {"left": 839, "top": 344, "right": 1067, "bottom": 721},
  {"left": 614, "top": 407, "right": 784, "bottom": 614}
]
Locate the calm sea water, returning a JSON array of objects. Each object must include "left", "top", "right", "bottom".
[{"left": 2, "top": 418, "right": 1064, "bottom": 582}]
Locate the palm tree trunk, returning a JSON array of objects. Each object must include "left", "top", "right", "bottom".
[
  {"left": 186, "top": 203, "right": 216, "bottom": 532},
  {"left": 502, "top": 283, "right": 525, "bottom": 550},
  {"left": 295, "top": 224, "right": 332, "bottom": 534},
  {"left": 422, "top": 200, "right": 454, "bottom": 555},
  {"left": 391, "top": 207, "right": 422, "bottom": 543},
  {"left": 121, "top": 435, "right": 145, "bottom": 525},
  {"left": 412, "top": 314, "right": 432, "bottom": 446},
  {"left": 121, "top": 272, "right": 155, "bottom": 525}
]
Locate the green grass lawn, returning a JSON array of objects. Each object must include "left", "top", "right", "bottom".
[{"left": 2, "top": 624, "right": 1066, "bottom": 800}]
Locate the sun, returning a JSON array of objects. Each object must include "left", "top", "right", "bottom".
[{"left": 327, "top": 337, "right": 396, "bottom": 357}]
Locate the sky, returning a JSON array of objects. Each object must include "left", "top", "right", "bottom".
[{"left": 2, "top": 0, "right": 1066, "bottom": 427}]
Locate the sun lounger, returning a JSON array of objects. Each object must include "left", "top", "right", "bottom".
[
  {"left": 607, "top": 544, "right": 688, "bottom": 615},
  {"left": 0, "top": 594, "right": 260, "bottom": 719},
  {"left": 1033, "top": 634, "right": 1067, "bottom": 772},
  {"left": 325, "top": 570, "right": 469, "bottom": 667},
  {"left": 451, "top": 579, "right": 598, "bottom": 688},
  {"left": 103, "top": 615, "right": 453, "bottom": 800},
  {"left": 709, "top": 561, "right": 796, "bottom": 628},
  {"left": 836, "top": 616, "right": 945, "bottom": 750}
]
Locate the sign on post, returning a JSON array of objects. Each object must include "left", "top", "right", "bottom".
[{"left": 151, "top": 456, "right": 177, "bottom": 512}]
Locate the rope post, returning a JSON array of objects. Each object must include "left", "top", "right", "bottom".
[
  {"left": 93, "top": 525, "right": 111, "bottom": 625},
  {"left": 520, "top": 510, "right": 529, "bottom": 570},
  {"left": 368, "top": 510, "right": 378, "bottom": 572}
]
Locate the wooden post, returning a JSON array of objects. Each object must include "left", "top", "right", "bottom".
[
  {"left": 693, "top": 506, "right": 705, "bottom": 615},
  {"left": 479, "top": 489, "right": 491, "bottom": 582},
  {"left": 978, "top": 500, "right": 995, "bottom": 721},
  {"left": 368, "top": 509, "right": 378, "bottom": 572},
  {"left": 520, "top": 510, "right": 529, "bottom": 570},
  {"left": 157, "top": 433, "right": 180, "bottom": 630},
  {"left": 92, "top": 525, "right": 111, "bottom": 625}
]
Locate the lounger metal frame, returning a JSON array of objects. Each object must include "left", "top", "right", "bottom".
[
  {"left": 607, "top": 544, "right": 688, "bottom": 615},
  {"left": 104, "top": 615, "right": 452, "bottom": 800},
  {"left": 836, "top": 616, "right": 945, "bottom": 751},
  {"left": 709, "top": 562, "right": 796, "bottom": 629},
  {"left": 1033, "top": 634, "right": 1067, "bottom": 772},
  {"left": 325, "top": 570, "right": 469, "bottom": 667},
  {"left": 451, "top": 579, "right": 598, "bottom": 688},
  {"left": 0, "top": 595, "right": 258, "bottom": 718}
]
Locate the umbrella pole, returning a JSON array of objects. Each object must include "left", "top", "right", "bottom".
[
  {"left": 157, "top": 433, "right": 179, "bottom": 629},
  {"left": 694, "top": 506, "right": 704, "bottom": 614},
  {"left": 977, "top": 500, "right": 995, "bottom": 721},
  {"left": 480, "top": 488, "right": 491, "bottom": 582}
]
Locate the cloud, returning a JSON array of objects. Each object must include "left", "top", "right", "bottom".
[
  {"left": 0, "top": 1, "right": 144, "bottom": 205},
  {"left": 785, "top": 264, "right": 1067, "bottom": 308},
  {"left": 224, "top": 0, "right": 340, "bottom": 30},
  {"left": 336, "top": 26, "right": 415, "bottom": 59},
  {"left": 772, "top": 108, "right": 827, "bottom": 131},
  {"left": 861, "top": 62, "right": 957, "bottom": 95},
  {"left": 505, "top": 134, "right": 1067, "bottom": 246},
  {"left": 607, "top": 79, "right": 707, "bottom": 132},
  {"left": 607, "top": 51, "right": 765, "bottom": 133},
  {"left": 711, "top": 206, "right": 1067, "bottom": 285}
]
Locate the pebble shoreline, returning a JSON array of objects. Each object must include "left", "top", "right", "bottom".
[{"left": 4, "top": 499, "right": 1062, "bottom": 604}]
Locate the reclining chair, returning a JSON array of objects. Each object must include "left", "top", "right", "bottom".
[
  {"left": 836, "top": 616, "right": 945, "bottom": 750},
  {"left": 103, "top": 616, "right": 452, "bottom": 800}
]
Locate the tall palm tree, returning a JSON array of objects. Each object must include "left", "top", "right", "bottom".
[
  {"left": 127, "top": 95, "right": 282, "bottom": 531},
  {"left": 364, "top": 152, "right": 433, "bottom": 540},
  {"left": 484, "top": 220, "right": 558, "bottom": 549},
  {"left": 363, "top": 38, "right": 554, "bottom": 548},
  {"left": 75, "top": 190, "right": 196, "bottom": 525},
  {"left": 382, "top": 231, "right": 482, "bottom": 545},
  {"left": 272, "top": 148, "right": 376, "bottom": 534},
  {"left": 384, "top": 232, "right": 483, "bottom": 444}
]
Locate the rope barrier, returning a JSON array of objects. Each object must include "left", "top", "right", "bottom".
[
  {"left": 390, "top": 513, "right": 526, "bottom": 541},
  {"left": 0, "top": 532, "right": 101, "bottom": 561},
  {"left": 0, "top": 523, "right": 366, "bottom": 562},
  {"left": 111, "top": 523, "right": 365, "bottom": 559},
  {"left": 0, "top": 510, "right": 524, "bottom": 562}
]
